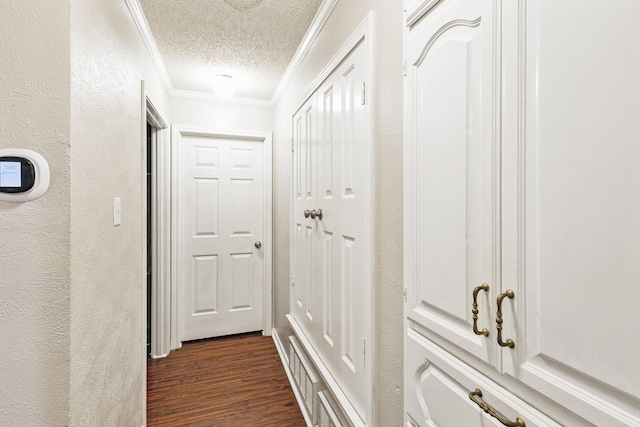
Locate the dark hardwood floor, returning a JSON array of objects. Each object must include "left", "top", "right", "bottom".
[{"left": 147, "top": 332, "right": 306, "bottom": 427}]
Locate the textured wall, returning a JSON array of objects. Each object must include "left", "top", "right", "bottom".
[
  {"left": 0, "top": 1, "right": 72, "bottom": 425},
  {"left": 170, "top": 97, "right": 273, "bottom": 130},
  {"left": 69, "top": 0, "right": 170, "bottom": 425},
  {"left": 272, "top": 1, "right": 404, "bottom": 425}
]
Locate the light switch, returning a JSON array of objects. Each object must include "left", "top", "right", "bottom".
[{"left": 114, "top": 197, "right": 121, "bottom": 226}]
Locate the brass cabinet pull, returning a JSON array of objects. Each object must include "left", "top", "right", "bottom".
[
  {"left": 304, "top": 209, "right": 311, "bottom": 218},
  {"left": 472, "top": 284, "right": 490, "bottom": 336},
  {"left": 469, "top": 388, "right": 526, "bottom": 427},
  {"left": 496, "top": 289, "right": 515, "bottom": 348}
]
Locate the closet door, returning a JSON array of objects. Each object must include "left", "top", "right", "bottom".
[
  {"left": 292, "top": 94, "right": 318, "bottom": 338},
  {"left": 314, "top": 41, "right": 371, "bottom": 421},
  {"left": 404, "top": 0, "right": 500, "bottom": 366},
  {"left": 501, "top": 1, "right": 640, "bottom": 425}
]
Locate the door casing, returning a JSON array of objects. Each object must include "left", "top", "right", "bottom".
[{"left": 171, "top": 126, "right": 274, "bottom": 349}]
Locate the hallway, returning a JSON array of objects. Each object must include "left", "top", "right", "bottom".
[{"left": 147, "top": 332, "right": 305, "bottom": 426}]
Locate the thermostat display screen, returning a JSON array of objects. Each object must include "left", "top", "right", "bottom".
[
  {"left": 0, "top": 161, "right": 22, "bottom": 187},
  {"left": 0, "top": 156, "right": 35, "bottom": 193}
]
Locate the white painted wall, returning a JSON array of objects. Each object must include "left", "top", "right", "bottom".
[
  {"left": 0, "top": 1, "right": 71, "bottom": 425},
  {"left": 1, "top": 0, "right": 170, "bottom": 425},
  {"left": 170, "top": 97, "right": 273, "bottom": 131},
  {"left": 69, "top": 0, "right": 170, "bottom": 425},
  {"left": 272, "top": 1, "right": 404, "bottom": 424}
]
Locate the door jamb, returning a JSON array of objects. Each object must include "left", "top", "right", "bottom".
[
  {"left": 146, "top": 96, "right": 171, "bottom": 359},
  {"left": 171, "top": 125, "right": 274, "bottom": 349}
]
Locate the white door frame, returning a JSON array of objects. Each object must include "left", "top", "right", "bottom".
[
  {"left": 171, "top": 125, "right": 274, "bottom": 349},
  {"left": 146, "top": 97, "right": 171, "bottom": 360},
  {"left": 141, "top": 81, "right": 171, "bottom": 427}
]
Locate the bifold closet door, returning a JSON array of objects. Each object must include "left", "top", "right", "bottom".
[
  {"left": 292, "top": 94, "right": 318, "bottom": 338},
  {"left": 291, "top": 39, "right": 371, "bottom": 422}
]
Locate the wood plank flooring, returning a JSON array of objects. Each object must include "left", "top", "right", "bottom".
[{"left": 147, "top": 332, "right": 305, "bottom": 427}]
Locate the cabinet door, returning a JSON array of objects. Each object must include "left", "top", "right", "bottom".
[
  {"left": 404, "top": 0, "right": 500, "bottom": 366},
  {"left": 406, "top": 329, "right": 561, "bottom": 427},
  {"left": 501, "top": 1, "right": 640, "bottom": 425}
]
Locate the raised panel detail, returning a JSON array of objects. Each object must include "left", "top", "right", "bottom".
[
  {"left": 194, "top": 178, "right": 218, "bottom": 236},
  {"left": 323, "top": 85, "right": 335, "bottom": 198},
  {"left": 342, "top": 235, "right": 355, "bottom": 372},
  {"left": 405, "top": 0, "right": 496, "bottom": 366},
  {"left": 231, "top": 253, "right": 252, "bottom": 310},
  {"left": 195, "top": 146, "right": 219, "bottom": 167},
  {"left": 306, "top": 105, "right": 314, "bottom": 199},
  {"left": 230, "top": 148, "right": 253, "bottom": 169},
  {"left": 323, "top": 231, "right": 334, "bottom": 346},
  {"left": 342, "top": 65, "right": 355, "bottom": 198},
  {"left": 413, "top": 360, "right": 482, "bottom": 426},
  {"left": 296, "top": 115, "right": 303, "bottom": 200},
  {"left": 306, "top": 225, "right": 314, "bottom": 321},
  {"left": 231, "top": 179, "right": 252, "bottom": 236},
  {"left": 193, "top": 255, "right": 218, "bottom": 314}
]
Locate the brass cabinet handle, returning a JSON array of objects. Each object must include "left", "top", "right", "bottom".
[
  {"left": 304, "top": 210, "right": 311, "bottom": 218},
  {"left": 469, "top": 388, "right": 526, "bottom": 427},
  {"left": 496, "top": 289, "right": 515, "bottom": 348},
  {"left": 309, "top": 209, "right": 317, "bottom": 219},
  {"left": 472, "top": 284, "right": 490, "bottom": 336}
]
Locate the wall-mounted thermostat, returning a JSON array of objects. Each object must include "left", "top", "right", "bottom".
[{"left": 0, "top": 149, "right": 50, "bottom": 203}]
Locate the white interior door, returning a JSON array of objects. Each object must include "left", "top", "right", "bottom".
[
  {"left": 291, "top": 39, "right": 372, "bottom": 423},
  {"left": 180, "top": 134, "right": 265, "bottom": 341}
]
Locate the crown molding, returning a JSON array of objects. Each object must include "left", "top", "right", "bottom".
[
  {"left": 125, "top": 0, "right": 173, "bottom": 95},
  {"left": 269, "top": 0, "right": 339, "bottom": 106},
  {"left": 125, "top": 0, "right": 338, "bottom": 108}
]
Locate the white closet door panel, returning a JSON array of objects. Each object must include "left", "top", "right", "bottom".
[
  {"left": 292, "top": 95, "right": 319, "bottom": 340},
  {"left": 405, "top": 0, "right": 499, "bottom": 366},
  {"left": 314, "top": 41, "right": 371, "bottom": 422},
  {"left": 501, "top": 1, "right": 640, "bottom": 425}
]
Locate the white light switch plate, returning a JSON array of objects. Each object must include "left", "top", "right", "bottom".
[{"left": 114, "top": 197, "right": 121, "bottom": 226}]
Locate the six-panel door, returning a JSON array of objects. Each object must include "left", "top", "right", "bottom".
[{"left": 180, "top": 135, "right": 264, "bottom": 341}]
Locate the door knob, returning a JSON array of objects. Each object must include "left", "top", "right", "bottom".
[
  {"left": 255, "top": 241, "right": 262, "bottom": 249},
  {"left": 310, "top": 209, "right": 323, "bottom": 220},
  {"left": 304, "top": 210, "right": 311, "bottom": 218}
]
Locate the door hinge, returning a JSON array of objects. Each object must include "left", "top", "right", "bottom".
[
  {"left": 361, "top": 81, "right": 366, "bottom": 105},
  {"left": 404, "top": 286, "right": 407, "bottom": 302},
  {"left": 291, "top": 139, "right": 294, "bottom": 153},
  {"left": 403, "top": 61, "right": 407, "bottom": 77},
  {"left": 362, "top": 338, "right": 366, "bottom": 362}
]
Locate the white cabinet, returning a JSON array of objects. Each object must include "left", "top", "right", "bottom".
[
  {"left": 290, "top": 35, "right": 372, "bottom": 426},
  {"left": 406, "top": 329, "right": 560, "bottom": 427},
  {"left": 404, "top": 0, "right": 640, "bottom": 426}
]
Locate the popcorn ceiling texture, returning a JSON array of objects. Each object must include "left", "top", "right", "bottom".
[
  {"left": 0, "top": 1, "right": 71, "bottom": 425},
  {"left": 139, "top": 0, "right": 323, "bottom": 100}
]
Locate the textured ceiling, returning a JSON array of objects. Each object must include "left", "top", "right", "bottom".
[{"left": 139, "top": 0, "right": 323, "bottom": 100}]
